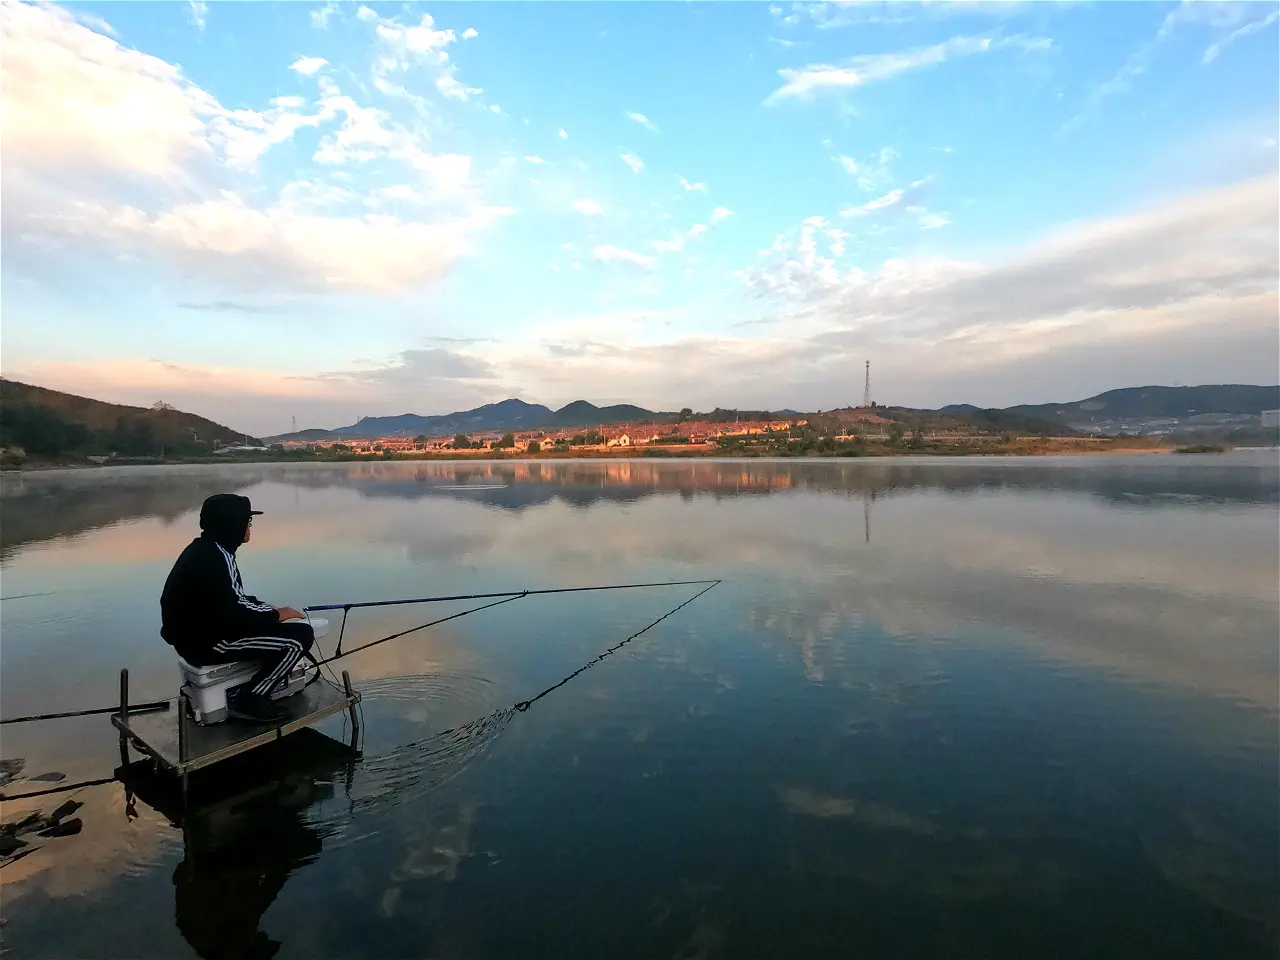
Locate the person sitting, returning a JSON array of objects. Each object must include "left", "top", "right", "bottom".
[{"left": 161, "top": 494, "right": 313, "bottom": 724}]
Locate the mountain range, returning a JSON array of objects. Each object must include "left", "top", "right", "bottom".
[
  {"left": 944, "top": 384, "right": 1280, "bottom": 428},
  {"left": 268, "top": 398, "right": 669, "bottom": 441},
  {"left": 270, "top": 384, "right": 1279, "bottom": 441}
]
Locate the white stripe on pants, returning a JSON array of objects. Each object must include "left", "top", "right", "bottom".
[{"left": 212, "top": 635, "right": 306, "bottom": 696}]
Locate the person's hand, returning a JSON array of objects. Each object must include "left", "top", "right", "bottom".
[{"left": 276, "top": 606, "right": 305, "bottom": 621}]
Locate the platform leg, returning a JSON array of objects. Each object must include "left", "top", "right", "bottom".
[
  {"left": 118, "top": 668, "right": 131, "bottom": 767},
  {"left": 342, "top": 670, "right": 360, "bottom": 741}
]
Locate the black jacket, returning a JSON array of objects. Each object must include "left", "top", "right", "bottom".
[{"left": 161, "top": 497, "right": 280, "bottom": 662}]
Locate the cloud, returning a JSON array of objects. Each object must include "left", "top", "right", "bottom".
[
  {"left": 1062, "top": 2, "right": 1261, "bottom": 134},
  {"left": 627, "top": 112, "right": 658, "bottom": 132},
  {"left": 841, "top": 188, "right": 905, "bottom": 217},
  {"left": 358, "top": 7, "right": 481, "bottom": 104},
  {"left": 620, "top": 153, "right": 644, "bottom": 173},
  {"left": 187, "top": 0, "right": 207, "bottom": 31},
  {"left": 792, "top": 0, "right": 1028, "bottom": 30},
  {"left": 310, "top": 2, "right": 339, "bottom": 29},
  {"left": 523, "top": 155, "right": 544, "bottom": 164},
  {"left": 687, "top": 223, "right": 708, "bottom": 239},
  {"left": 178, "top": 300, "right": 285, "bottom": 314},
  {"left": 1203, "top": 9, "right": 1278, "bottom": 64},
  {"left": 0, "top": 4, "right": 513, "bottom": 295},
  {"left": 767, "top": 34, "right": 1050, "bottom": 103},
  {"left": 680, "top": 177, "right": 707, "bottom": 192},
  {"left": 746, "top": 176, "right": 1277, "bottom": 361},
  {"left": 462, "top": 27, "right": 478, "bottom": 39},
  {"left": 840, "top": 146, "right": 898, "bottom": 192},
  {"left": 27, "top": 193, "right": 509, "bottom": 294},
  {"left": 559, "top": 128, "right": 569, "bottom": 139},
  {"left": 318, "top": 347, "right": 496, "bottom": 385},
  {"left": 711, "top": 207, "right": 734, "bottom": 223},
  {"left": 289, "top": 56, "right": 328, "bottom": 76},
  {"left": 572, "top": 198, "right": 604, "bottom": 216},
  {"left": 652, "top": 234, "right": 685, "bottom": 253},
  {"left": 592, "top": 244, "right": 655, "bottom": 267}
]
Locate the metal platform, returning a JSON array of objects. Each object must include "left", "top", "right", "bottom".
[{"left": 111, "top": 669, "right": 360, "bottom": 780}]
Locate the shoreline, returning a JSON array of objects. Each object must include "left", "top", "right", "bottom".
[{"left": 1, "top": 441, "right": 1242, "bottom": 473}]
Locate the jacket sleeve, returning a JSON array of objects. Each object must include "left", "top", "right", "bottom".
[{"left": 204, "top": 545, "right": 281, "bottom": 632}]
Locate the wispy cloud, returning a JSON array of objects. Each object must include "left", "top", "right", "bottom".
[
  {"left": 187, "top": 1, "right": 207, "bottom": 31},
  {"left": 178, "top": 300, "right": 282, "bottom": 314},
  {"left": 592, "top": 244, "right": 655, "bottom": 267},
  {"left": 289, "top": 56, "right": 327, "bottom": 76},
  {"left": 310, "top": 2, "right": 339, "bottom": 29},
  {"left": 462, "top": 26, "right": 478, "bottom": 40},
  {"left": 841, "top": 188, "right": 906, "bottom": 217},
  {"left": 711, "top": 206, "right": 734, "bottom": 223},
  {"left": 1062, "top": 2, "right": 1264, "bottom": 135},
  {"left": 620, "top": 153, "right": 644, "bottom": 173},
  {"left": 523, "top": 155, "right": 544, "bottom": 164},
  {"left": 1203, "top": 10, "right": 1278, "bottom": 65},
  {"left": 680, "top": 177, "right": 707, "bottom": 192},
  {"left": 559, "top": 127, "right": 569, "bottom": 139},
  {"left": 627, "top": 111, "right": 658, "bottom": 132},
  {"left": 767, "top": 35, "right": 1049, "bottom": 103},
  {"left": 572, "top": 198, "right": 605, "bottom": 216}
]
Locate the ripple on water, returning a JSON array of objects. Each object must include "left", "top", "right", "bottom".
[{"left": 314, "top": 672, "right": 513, "bottom": 841}]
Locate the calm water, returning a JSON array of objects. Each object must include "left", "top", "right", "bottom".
[{"left": 1, "top": 454, "right": 1277, "bottom": 959}]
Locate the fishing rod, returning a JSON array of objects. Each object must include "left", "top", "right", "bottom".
[{"left": 1, "top": 579, "right": 722, "bottom": 725}]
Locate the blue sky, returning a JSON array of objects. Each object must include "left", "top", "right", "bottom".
[{"left": 2, "top": 0, "right": 1276, "bottom": 434}]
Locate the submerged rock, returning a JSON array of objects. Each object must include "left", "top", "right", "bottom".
[
  {"left": 49, "top": 799, "right": 83, "bottom": 824},
  {"left": 37, "top": 817, "right": 81, "bottom": 838},
  {"left": 0, "top": 759, "right": 25, "bottom": 787}
]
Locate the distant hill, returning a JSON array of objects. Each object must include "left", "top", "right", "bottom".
[
  {"left": 270, "top": 398, "right": 669, "bottom": 441},
  {"left": 1, "top": 379, "right": 258, "bottom": 458},
  {"left": 1006, "top": 385, "right": 1280, "bottom": 427}
]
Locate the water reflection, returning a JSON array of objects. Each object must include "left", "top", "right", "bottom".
[
  {"left": 3, "top": 454, "right": 1275, "bottom": 557},
  {"left": 118, "top": 730, "right": 356, "bottom": 960},
  {"left": 1, "top": 455, "right": 1276, "bottom": 958}
]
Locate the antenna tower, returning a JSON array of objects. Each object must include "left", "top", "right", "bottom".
[
  {"left": 292, "top": 415, "right": 297, "bottom": 434},
  {"left": 863, "top": 360, "right": 871, "bottom": 408}
]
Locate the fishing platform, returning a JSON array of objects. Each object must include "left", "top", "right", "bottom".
[{"left": 112, "top": 670, "right": 360, "bottom": 784}]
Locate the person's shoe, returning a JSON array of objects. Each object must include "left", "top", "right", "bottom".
[{"left": 226, "top": 690, "right": 288, "bottom": 724}]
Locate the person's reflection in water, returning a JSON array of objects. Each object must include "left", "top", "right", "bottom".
[{"left": 118, "top": 729, "right": 355, "bottom": 960}]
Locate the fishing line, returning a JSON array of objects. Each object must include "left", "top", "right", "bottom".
[
  {"left": 316, "top": 594, "right": 526, "bottom": 666},
  {"left": 304, "top": 578, "right": 722, "bottom": 613}
]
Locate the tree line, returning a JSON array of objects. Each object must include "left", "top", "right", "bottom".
[{"left": 0, "top": 403, "right": 214, "bottom": 458}]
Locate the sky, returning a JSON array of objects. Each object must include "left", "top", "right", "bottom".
[{"left": 1, "top": 0, "right": 1277, "bottom": 435}]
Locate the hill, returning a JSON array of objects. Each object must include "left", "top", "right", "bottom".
[
  {"left": 0, "top": 379, "right": 258, "bottom": 459},
  {"left": 270, "top": 398, "right": 668, "bottom": 441},
  {"left": 1006, "top": 385, "right": 1280, "bottom": 427}
]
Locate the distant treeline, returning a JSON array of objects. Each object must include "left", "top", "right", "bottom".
[{"left": 1, "top": 403, "right": 213, "bottom": 458}]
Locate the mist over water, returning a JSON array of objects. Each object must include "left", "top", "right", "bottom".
[{"left": 2, "top": 454, "right": 1277, "bottom": 959}]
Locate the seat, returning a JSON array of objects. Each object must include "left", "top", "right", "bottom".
[{"left": 178, "top": 617, "right": 329, "bottom": 725}]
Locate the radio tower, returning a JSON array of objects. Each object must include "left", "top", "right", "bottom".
[
  {"left": 291, "top": 415, "right": 297, "bottom": 434},
  {"left": 863, "top": 360, "right": 871, "bottom": 408}
]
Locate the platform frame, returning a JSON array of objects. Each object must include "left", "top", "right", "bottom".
[{"left": 112, "top": 667, "right": 361, "bottom": 789}]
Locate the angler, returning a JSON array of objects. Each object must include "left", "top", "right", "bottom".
[{"left": 160, "top": 494, "right": 313, "bottom": 724}]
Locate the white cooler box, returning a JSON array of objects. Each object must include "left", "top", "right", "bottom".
[{"left": 178, "top": 617, "right": 329, "bottom": 725}]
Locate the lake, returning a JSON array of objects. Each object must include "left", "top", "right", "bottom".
[{"left": 1, "top": 454, "right": 1277, "bottom": 959}]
